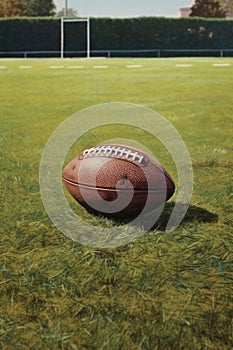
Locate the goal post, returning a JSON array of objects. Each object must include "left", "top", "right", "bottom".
[{"left": 61, "top": 17, "right": 90, "bottom": 59}]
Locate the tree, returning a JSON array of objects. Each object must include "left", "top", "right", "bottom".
[
  {"left": 0, "top": 0, "right": 24, "bottom": 17},
  {"left": 220, "top": 0, "right": 233, "bottom": 16},
  {"left": 190, "top": 0, "right": 226, "bottom": 17},
  {"left": 22, "top": 0, "right": 56, "bottom": 17},
  {"left": 0, "top": 0, "right": 56, "bottom": 17},
  {"left": 56, "top": 7, "right": 78, "bottom": 17}
]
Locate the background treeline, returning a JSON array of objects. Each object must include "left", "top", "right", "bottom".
[{"left": 0, "top": 17, "right": 232, "bottom": 54}]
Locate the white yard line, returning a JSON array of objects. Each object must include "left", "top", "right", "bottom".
[
  {"left": 126, "top": 65, "right": 143, "bottom": 68},
  {"left": 92, "top": 65, "right": 109, "bottom": 69},
  {"left": 19, "top": 66, "right": 32, "bottom": 69},
  {"left": 49, "top": 66, "right": 65, "bottom": 69},
  {"left": 175, "top": 64, "right": 193, "bottom": 67},
  {"left": 0, "top": 61, "right": 231, "bottom": 71},
  {"left": 213, "top": 63, "right": 231, "bottom": 67},
  {"left": 67, "top": 66, "right": 85, "bottom": 69}
]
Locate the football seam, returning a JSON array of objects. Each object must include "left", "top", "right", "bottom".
[{"left": 62, "top": 177, "right": 173, "bottom": 193}]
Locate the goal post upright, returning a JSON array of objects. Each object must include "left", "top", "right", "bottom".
[
  {"left": 87, "top": 16, "right": 90, "bottom": 58},
  {"left": 61, "top": 17, "right": 64, "bottom": 59},
  {"left": 61, "top": 16, "right": 90, "bottom": 59}
]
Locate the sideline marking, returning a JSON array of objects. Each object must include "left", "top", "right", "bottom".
[
  {"left": 67, "top": 66, "right": 85, "bottom": 69},
  {"left": 19, "top": 66, "right": 32, "bottom": 69},
  {"left": 49, "top": 66, "right": 65, "bottom": 69},
  {"left": 213, "top": 63, "right": 231, "bottom": 67},
  {"left": 175, "top": 64, "right": 193, "bottom": 67},
  {"left": 126, "top": 65, "right": 143, "bottom": 68},
  {"left": 92, "top": 65, "right": 109, "bottom": 69}
]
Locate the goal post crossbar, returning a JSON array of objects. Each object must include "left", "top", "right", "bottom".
[{"left": 61, "top": 17, "right": 90, "bottom": 59}]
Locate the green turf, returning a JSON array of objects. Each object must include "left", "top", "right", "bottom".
[{"left": 1, "top": 58, "right": 233, "bottom": 349}]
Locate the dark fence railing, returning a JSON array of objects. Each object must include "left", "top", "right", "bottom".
[{"left": 0, "top": 49, "right": 233, "bottom": 59}]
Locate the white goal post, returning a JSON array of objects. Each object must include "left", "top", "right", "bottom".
[{"left": 61, "top": 17, "right": 90, "bottom": 59}]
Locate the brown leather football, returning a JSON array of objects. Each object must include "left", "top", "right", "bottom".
[{"left": 62, "top": 144, "right": 175, "bottom": 218}]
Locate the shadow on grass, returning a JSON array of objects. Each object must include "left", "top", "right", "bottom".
[
  {"left": 84, "top": 202, "right": 218, "bottom": 232},
  {"left": 152, "top": 202, "right": 219, "bottom": 231},
  {"left": 108, "top": 202, "right": 219, "bottom": 231}
]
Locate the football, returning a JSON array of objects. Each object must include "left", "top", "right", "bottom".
[{"left": 62, "top": 144, "right": 175, "bottom": 218}]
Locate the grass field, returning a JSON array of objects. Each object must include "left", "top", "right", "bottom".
[{"left": 1, "top": 58, "right": 233, "bottom": 349}]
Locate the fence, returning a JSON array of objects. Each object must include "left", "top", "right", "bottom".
[{"left": 0, "top": 49, "right": 233, "bottom": 59}]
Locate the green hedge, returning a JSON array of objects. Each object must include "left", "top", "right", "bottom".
[
  {"left": 0, "top": 17, "right": 60, "bottom": 51},
  {"left": 90, "top": 17, "right": 233, "bottom": 50},
  {"left": 0, "top": 17, "right": 232, "bottom": 53}
]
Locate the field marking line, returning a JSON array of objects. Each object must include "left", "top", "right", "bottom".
[
  {"left": 19, "top": 66, "right": 32, "bottom": 69},
  {"left": 92, "top": 65, "right": 109, "bottom": 69},
  {"left": 49, "top": 66, "right": 65, "bottom": 69},
  {"left": 213, "top": 63, "right": 231, "bottom": 67},
  {"left": 175, "top": 64, "right": 193, "bottom": 67},
  {"left": 126, "top": 65, "right": 143, "bottom": 68},
  {"left": 0, "top": 66, "right": 7, "bottom": 69},
  {"left": 67, "top": 66, "right": 85, "bottom": 69}
]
